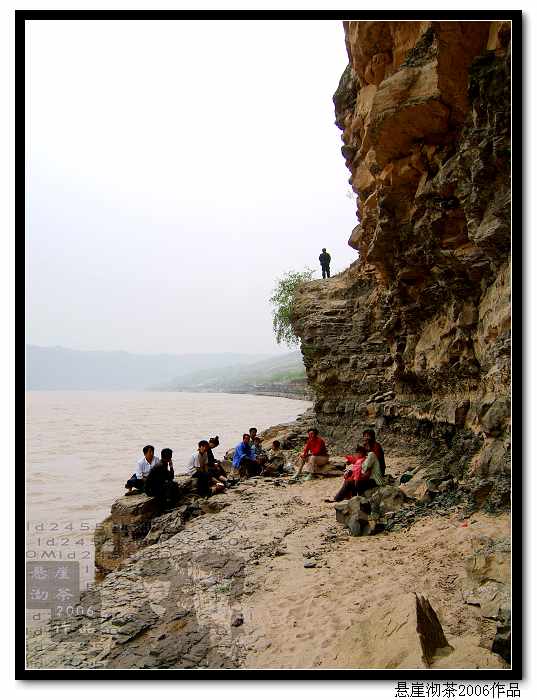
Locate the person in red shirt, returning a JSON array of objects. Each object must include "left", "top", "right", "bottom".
[
  {"left": 291, "top": 428, "right": 329, "bottom": 481},
  {"left": 363, "top": 429, "right": 386, "bottom": 476}
]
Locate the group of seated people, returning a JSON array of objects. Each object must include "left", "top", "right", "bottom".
[
  {"left": 234, "top": 425, "right": 386, "bottom": 503},
  {"left": 125, "top": 437, "right": 234, "bottom": 505},
  {"left": 124, "top": 427, "right": 288, "bottom": 508},
  {"left": 232, "top": 427, "right": 286, "bottom": 478},
  {"left": 124, "top": 426, "right": 386, "bottom": 510},
  {"left": 285, "top": 425, "right": 385, "bottom": 501}
]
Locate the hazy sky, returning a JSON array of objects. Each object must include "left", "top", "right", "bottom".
[{"left": 26, "top": 19, "right": 358, "bottom": 355}]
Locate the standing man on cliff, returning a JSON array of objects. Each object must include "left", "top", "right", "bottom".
[{"left": 319, "top": 248, "right": 331, "bottom": 278}]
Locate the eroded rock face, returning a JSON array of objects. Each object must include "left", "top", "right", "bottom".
[{"left": 293, "top": 20, "right": 511, "bottom": 509}]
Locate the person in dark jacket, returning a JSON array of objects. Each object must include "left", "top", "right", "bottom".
[
  {"left": 207, "top": 436, "right": 233, "bottom": 486},
  {"left": 144, "top": 448, "right": 179, "bottom": 509},
  {"left": 319, "top": 248, "right": 331, "bottom": 278}
]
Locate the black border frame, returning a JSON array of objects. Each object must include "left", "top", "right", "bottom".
[{"left": 16, "top": 9, "right": 522, "bottom": 681}]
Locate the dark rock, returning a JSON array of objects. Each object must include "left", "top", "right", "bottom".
[
  {"left": 415, "top": 594, "right": 453, "bottom": 666},
  {"left": 491, "top": 608, "right": 511, "bottom": 664},
  {"left": 139, "top": 558, "right": 170, "bottom": 577},
  {"left": 95, "top": 477, "right": 199, "bottom": 576},
  {"left": 480, "top": 398, "right": 510, "bottom": 436},
  {"left": 455, "top": 400, "right": 471, "bottom": 427},
  {"left": 335, "top": 496, "right": 377, "bottom": 536}
]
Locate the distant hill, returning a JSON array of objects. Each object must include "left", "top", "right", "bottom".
[
  {"left": 26, "top": 345, "right": 274, "bottom": 390},
  {"left": 159, "top": 351, "right": 309, "bottom": 399}
]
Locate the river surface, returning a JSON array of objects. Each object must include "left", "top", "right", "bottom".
[{"left": 25, "top": 391, "right": 311, "bottom": 603}]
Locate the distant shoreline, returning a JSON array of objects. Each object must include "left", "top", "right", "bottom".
[
  {"left": 155, "top": 388, "right": 311, "bottom": 401},
  {"left": 26, "top": 388, "right": 311, "bottom": 402}
]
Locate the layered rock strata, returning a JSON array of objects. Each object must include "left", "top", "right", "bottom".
[{"left": 292, "top": 20, "right": 512, "bottom": 509}]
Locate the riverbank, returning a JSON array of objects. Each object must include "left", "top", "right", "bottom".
[{"left": 26, "top": 417, "right": 510, "bottom": 671}]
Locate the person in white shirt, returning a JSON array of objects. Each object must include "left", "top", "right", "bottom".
[
  {"left": 125, "top": 445, "right": 158, "bottom": 493},
  {"left": 187, "top": 440, "right": 225, "bottom": 497},
  {"left": 186, "top": 441, "right": 209, "bottom": 475}
]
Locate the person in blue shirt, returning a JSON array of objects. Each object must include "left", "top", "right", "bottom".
[{"left": 232, "top": 433, "right": 262, "bottom": 478}]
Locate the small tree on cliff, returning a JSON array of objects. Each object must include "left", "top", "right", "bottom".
[{"left": 269, "top": 268, "right": 315, "bottom": 347}]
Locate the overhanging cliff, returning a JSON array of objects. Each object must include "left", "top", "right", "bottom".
[{"left": 292, "top": 20, "right": 511, "bottom": 509}]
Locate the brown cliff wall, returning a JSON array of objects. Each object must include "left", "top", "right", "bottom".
[{"left": 292, "top": 20, "right": 511, "bottom": 509}]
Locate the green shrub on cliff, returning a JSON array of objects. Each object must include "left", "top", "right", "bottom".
[{"left": 269, "top": 268, "right": 315, "bottom": 347}]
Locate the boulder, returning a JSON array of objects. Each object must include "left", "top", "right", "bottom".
[
  {"left": 491, "top": 608, "right": 511, "bottom": 664},
  {"left": 462, "top": 535, "right": 510, "bottom": 621},
  {"left": 95, "top": 477, "right": 196, "bottom": 575},
  {"left": 415, "top": 594, "right": 453, "bottom": 666},
  {"left": 399, "top": 468, "right": 453, "bottom": 503},
  {"left": 334, "top": 495, "right": 382, "bottom": 536},
  {"left": 110, "top": 493, "right": 160, "bottom": 525},
  {"left": 479, "top": 398, "right": 510, "bottom": 436},
  {"left": 326, "top": 456, "right": 348, "bottom": 471},
  {"left": 144, "top": 510, "right": 184, "bottom": 545},
  {"left": 334, "top": 484, "right": 409, "bottom": 536},
  {"left": 369, "top": 484, "right": 409, "bottom": 513},
  {"left": 312, "top": 458, "right": 346, "bottom": 478}
]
